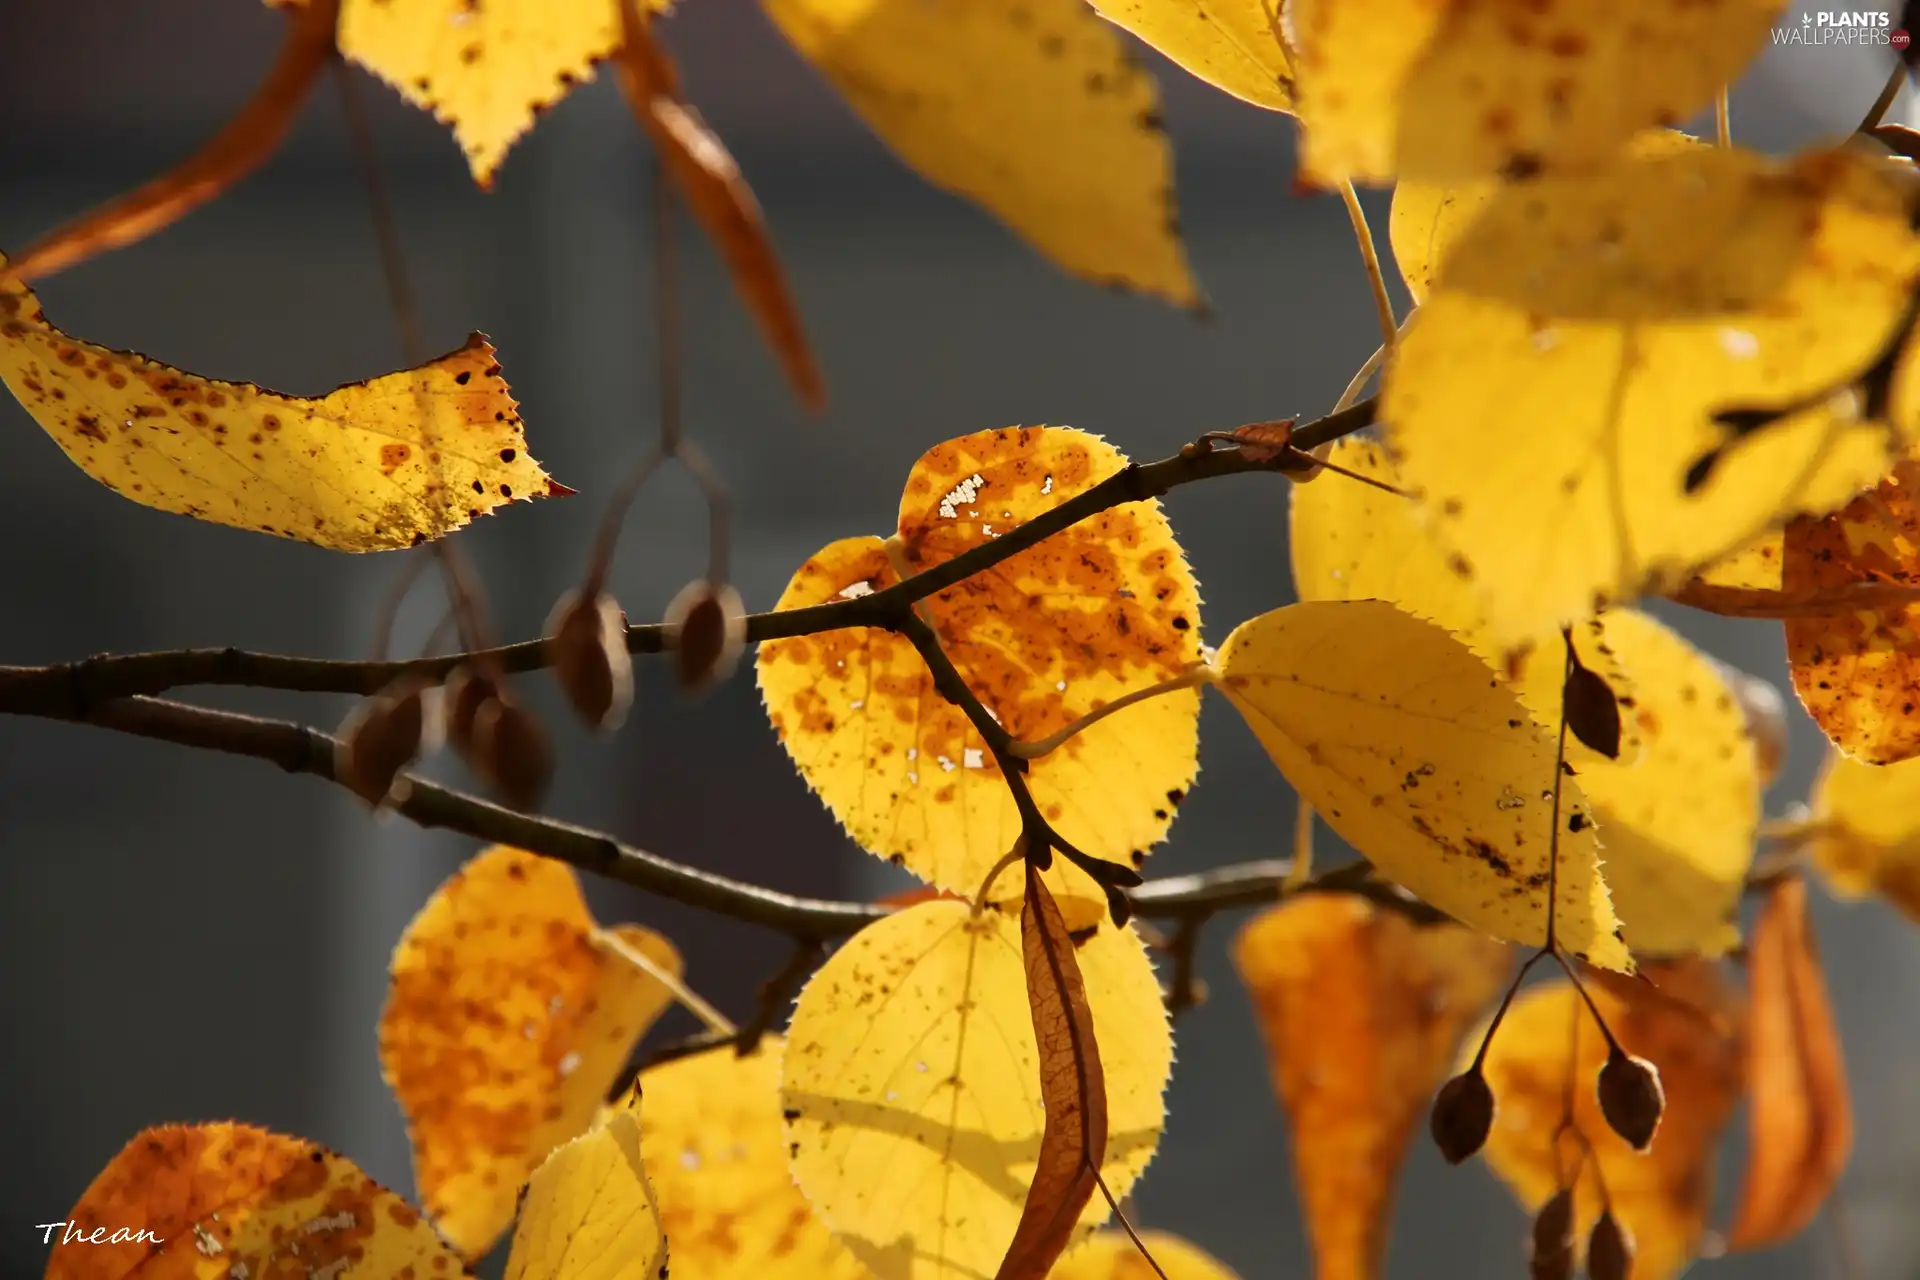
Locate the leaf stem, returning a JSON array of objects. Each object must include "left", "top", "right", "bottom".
[
  {"left": 1716, "top": 88, "right": 1732, "bottom": 148},
  {"left": 1860, "top": 62, "right": 1907, "bottom": 134},
  {"left": 592, "top": 925, "right": 738, "bottom": 1037},
  {"left": 1338, "top": 180, "right": 1398, "bottom": 355}
]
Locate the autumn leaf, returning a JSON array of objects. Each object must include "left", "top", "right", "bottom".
[
  {"left": 1052, "top": 1230, "right": 1243, "bottom": 1279},
  {"left": 1474, "top": 963, "right": 1747, "bottom": 1280},
  {"left": 758, "top": 426, "right": 1203, "bottom": 902},
  {"left": 1386, "top": 144, "right": 1920, "bottom": 642},
  {"left": 1086, "top": 0, "right": 1294, "bottom": 112},
  {"left": 781, "top": 893, "right": 1172, "bottom": 1280},
  {"left": 504, "top": 1105, "right": 669, "bottom": 1280},
  {"left": 1285, "top": 0, "right": 1781, "bottom": 184},
  {"left": 1728, "top": 876, "right": 1853, "bottom": 1251},
  {"left": 380, "top": 846, "right": 682, "bottom": 1258},
  {"left": 997, "top": 864, "right": 1108, "bottom": 1280},
  {"left": 761, "top": 0, "right": 1199, "bottom": 306},
  {"left": 1807, "top": 748, "right": 1920, "bottom": 923},
  {"left": 1232, "top": 893, "right": 1511, "bottom": 1279},
  {"left": 336, "top": 0, "right": 672, "bottom": 188},
  {"left": 46, "top": 1122, "right": 466, "bottom": 1280},
  {"left": 1210, "top": 599, "right": 1632, "bottom": 970},
  {"left": 613, "top": 5, "right": 825, "bottom": 413},
  {"left": 632, "top": 1041, "right": 865, "bottom": 1280},
  {"left": 0, "top": 270, "right": 560, "bottom": 550}
]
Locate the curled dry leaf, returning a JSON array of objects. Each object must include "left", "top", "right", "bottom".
[
  {"left": 1386, "top": 144, "right": 1920, "bottom": 642},
  {"left": 997, "top": 864, "right": 1108, "bottom": 1280},
  {"left": 1286, "top": 0, "right": 1780, "bottom": 184},
  {"left": 667, "top": 579, "right": 748, "bottom": 693},
  {"left": 1473, "top": 962, "right": 1746, "bottom": 1280},
  {"left": 1806, "top": 747, "right": 1920, "bottom": 923},
  {"left": 379, "top": 846, "right": 682, "bottom": 1258},
  {"left": 335, "top": 674, "right": 437, "bottom": 809},
  {"left": 1211, "top": 599, "right": 1631, "bottom": 969},
  {"left": 758, "top": 426, "right": 1204, "bottom": 902},
  {"left": 1232, "top": 892, "right": 1511, "bottom": 1277},
  {"left": 1728, "top": 876, "right": 1854, "bottom": 1250},
  {"left": 1052, "top": 1229, "right": 1244, "bottom": 1280},
  {"left": 503, "top": 1105, "right": 669, "bottom": 1280},
  {"left": 781, "top": 893, "right": 1172, "bottom": 1280},
  {"left": 45, "top": 1122, "right": 464, "bottom": 1280},
  {"left": 762, "top": 0, "right": 1199, "bottom": 307},
  {"left": 1085, "top": 0, "right": 1294, "bottom": 112},
  {"left": 0, "top": 273, "right": 562, "bottom": 549},
  {"left": 546, "top": 588, "right": 635, "bottom": 732},
  {"left": 632, "top": 1041, "right": 865, "bottom": 1280},
  {"left": 615, "top": 4, "right": 826, "bottom": 412}
]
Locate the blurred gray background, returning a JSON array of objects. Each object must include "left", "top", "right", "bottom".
[{"left": 2, "top": 2, "right": 1917, "bottom": 1276}]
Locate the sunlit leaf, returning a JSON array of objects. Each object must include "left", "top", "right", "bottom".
[
  {"left": 633, "top": 1042, "right": 866, "bottom": 1280},
  {"left": 1386, "top": 144, "right": 1920, "bottom": 641},
  {"left": 1232, "top": 893, "right": 1511, "bottom": 1278},
  {"left": 0, "top": 270, "right": 560, "bottom": 550},
  {"left": 1807, "top": 748, "right": 1920, "bottom": 923},
  {"left": 1211, "top": 598, "right": 1632, "bottom": 970},
  {"left": 1285, "top": 0, "right": 1782, "bottom": 184},
  {"left": 1728, "top": 876, "right": 1853, "bottom": 1251},
  {"left": 380, "top": 845, "right": 682, "bottom": 1258},
  {"left": 46, "top": 1122, "right": 465, "bottom": 1280},
  {"left": 1052, "top": 1230, "right": 1243, "bottom": 1279},
  {"left": 758, "top": 426, "right": 1203, "bottom": 901},
  {"left": 1086, "top": 0, "right": 1293, "bottom": 112},
  {"left": 781, "top": 893, "right": 1172, "bottom": 1280},
  {"left": 761, "top": 0, "right": 1199, "bottom": 306},
  {"left": 336, "top": 0, "right": 671, "bottom": 187},
  {"left": 504, "top": 1106, "right": 669, "bottom": 1280},
  {"left": 1474, "top": 963, "right": 1746, "bottom": 1280}
]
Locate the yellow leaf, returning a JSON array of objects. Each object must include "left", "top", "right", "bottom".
[
  {"left": 757, "top": 426, "right": 1203, "bottom": 901},
  {"left": 0, "top": 272, "right": 560, "bottom": 551},
  {"left": 762, "top": 0, "right": 1199, "bottom": 306},
  {"left": 633, "top": 1041, "right": 866, "bottom": 1280},
  {"left": 46, "top": 1122, "right": 464, "bottom": 1280},
  {"left": 1086, "top": 0, "right": 1293, "bottom": 112},
  {"left": 1233, "top": 894, "right": 1510, "bottom": 1279},
  {"left": 1475, "top": 963, "right": 1746, "bottom": 1280},
  {"left": 781, "top": 895, "right": 1172, "bottom": 1280},
  {"left": 1385, "top": 144, "right": 1920, "bottom": 640},
  {"left": 380, "top": 845, "right": 682, "bottom": 1258},
  {"left": 1808, "top": 748, "right": 1920, "bottom": 923},
  {"left": 1211, "top": 599, "right": 1631, "bottom": 970},
  {"left": 1052, "top": 1230, "right": 1243, "bottom": 1279},
  {"left": 1695, "top": 532, "right": 1786, "bottom": 591},
  {"left": 504, "top": 1107, "right": 669, "bottom": 1280},
  {"left": 337, "top": 0, "right": 670, "bottom": 187},
  {"left": 1285, "top": 0, "right": 1781, "bottom": 184}
]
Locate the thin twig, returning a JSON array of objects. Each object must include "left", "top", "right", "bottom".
[
  {"left": 1715, "top": 88, "right": 1732, "bottom": 148},
  {"left": 1860, "top": 62, "right": 1907, "bottom": 134},
  {"left": 1009, "top": 666, "right": 1209, "bottom": 759},
  {"left": 1338, "top": 180, "right": 1398, "bottom": 354},
  {"left": 594, "top": 926, "right": 737, "bottom": 1036},
  {"left": 731, "top": 937, "right": 822, "bottom": 1056}
]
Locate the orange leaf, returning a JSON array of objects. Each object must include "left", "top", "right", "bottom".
[
  {"left": 1727, "top": 876, "right": 1853, "bottom": 1250},
  {"left": 379, "top": 845, "right": 682, "bottom": 1258},
  {"left": 614, "top": 5, "right": 825, "bottom": 413},
  {"left": 3, "top": 0, "right": 338, "bottom": 287},
  {"left": 996, "top": 864, "right": 1108, "bottom": 1280},
  {"left": 45, "top": 1122, "right": 465, "bottom": 1280},
  {"left": 1232, "top": 893, "right": 1511, "bottom": 1280}
]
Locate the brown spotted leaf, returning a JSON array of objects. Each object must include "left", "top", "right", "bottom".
[
  {"left": 45, "top": 1122, "right": 465, "bottom": 1280},
  {"left": 997, "top": 864, "right": 1109, "bottom": 1280},
  {"left": 0, "top": 268, "right": 561, "bottom": 550},
  {"left": 1233, "top": 893, "right": 1511, "bottom": 1279},
  {"left": 757, "top": 426, "right": 1203, "bottom": 902},
  {"left": 379, "top": 845, "right": 682, "bottom": 1258},
  {"left": 1728, "top": 876, "right": 1854, "bottom": 1250}
]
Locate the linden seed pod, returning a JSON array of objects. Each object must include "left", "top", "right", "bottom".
[
  {"left": 469, "top": 690, "right": 555, "bottom": 812},
  {"left": 1429, "top": 1068, "right": 1496, "bottom": 1165},
  {"left": 1564, "top": 663, "right": 1623, "bottom": 759},
  {"left": 335, "top": 676, "right": 433, "bottom": 809},
  {"left": 545, "top": 588, "right": 634, "bottom": 732},
  {"left": 442, "top": 663, "right": 499, "bottom": 753},
  {"left": 665, "top": 579, "right": 746, "bottom": 693},
  {"left": 1596, "top": 1049, "right": 1665, "bottom": 1151},
  {"left": 1528, "top": 1188, "right": 1575, "bottom": 1280},
  {"left": 1586, "top": 1210, "right": 1634, "bottom": 1280}
]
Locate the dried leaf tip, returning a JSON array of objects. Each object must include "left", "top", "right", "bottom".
[
  {"left": 546, "top": 588, "right": 634, "bottom": 732},
  {"left": 1430, "top": 1067, "right": 1495, "bottom": 1164},
  {"left": 335, "top": 675, "right": 439, "bottom": 810},
  {"left": 1597, "top": 1049, "right": 1665, "bottom": 1151},
  {"left": 1586, "top": 1210, "right": 1635, "bottom": 1280},
  {"left": 666, "top": 580, "right": 746, "bottom": 693}
]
